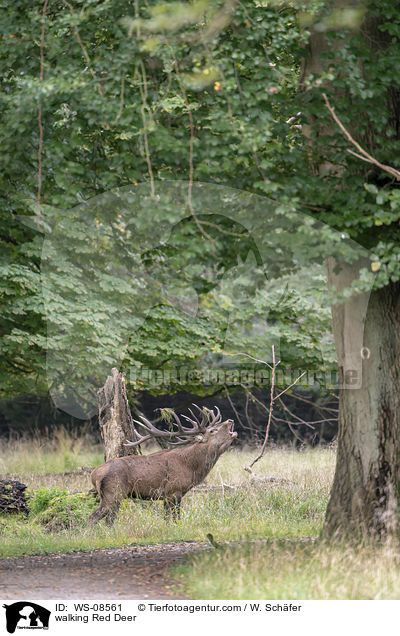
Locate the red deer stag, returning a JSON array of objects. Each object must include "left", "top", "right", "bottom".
[{"left": 89, "top": 406, "right": 237, "bottom": 525}]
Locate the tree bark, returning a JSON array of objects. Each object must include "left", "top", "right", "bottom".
[
  {"left": 301, "top": 2, "right": 400, "bottom": 539},
  {"left": 97, "top": 368, "right": 140, "bottom": 461},
  {"left": 324, "top": 263, "right": 400, "bottom": 538}
]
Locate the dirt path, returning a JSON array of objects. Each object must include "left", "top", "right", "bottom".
[{"left": 0, "top": 542, "right": 208, "bottom": 600}]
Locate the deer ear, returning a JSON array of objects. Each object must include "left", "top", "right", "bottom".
[{"left": 195, "top": 434, "right": 204, "bottom": 442}]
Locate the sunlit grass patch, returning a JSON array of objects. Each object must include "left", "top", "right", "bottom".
[
  {"left": 173, "top": 539, "right": 400, "bottom": 600},
  {"left": 0, "top": 427, "right": 103, "bottom": 477}
]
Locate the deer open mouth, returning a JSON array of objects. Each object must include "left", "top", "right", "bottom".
[{"left": 229, "top": 420, "right": 237, "bottom": 437}]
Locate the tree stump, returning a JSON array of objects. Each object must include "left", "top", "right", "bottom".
[
  {"left": 0, "top": 479, "right": 29, "bottom": 515},
  {"left": 97, "top": 368, "right": 140, "bottom": 461}
]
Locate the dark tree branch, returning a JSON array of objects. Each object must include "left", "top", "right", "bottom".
[{"left": 323, "top": 92, "right": 400, "bottom": 182}]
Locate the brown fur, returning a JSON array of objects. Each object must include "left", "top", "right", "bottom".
[{"left": 89, "top": 420, "right": 237, "bottom": 525}]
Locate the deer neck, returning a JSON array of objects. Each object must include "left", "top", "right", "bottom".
[{"left": 181, "top": 442, "right": 219, "bottom": 483}]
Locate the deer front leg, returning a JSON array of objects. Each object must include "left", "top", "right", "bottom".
[
  {"left": 164, "top": 495, "right": 182, "bottom": 521},
  {"left": 172, "top": 494, "right": 182, "bottom": 521},
  {"left": 164, "top": 498, "right": 172, "bottom": 519}
]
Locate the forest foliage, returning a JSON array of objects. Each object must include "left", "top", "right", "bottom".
[{"left": 1, "top": 0, "right": 399, "bottom": 427}]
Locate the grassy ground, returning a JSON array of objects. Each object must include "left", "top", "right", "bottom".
[
  {"left": 0, "top": 428, "right": 104, "bottom": 478},
  {"left": 0, "top": 434, "right": 334, "bottom": 558},
  {"left": 173, "top": 540, "right": 400, "bottom": 600},
  {"left": 3, "top": 434, "right": 400, "bottom": 599}
]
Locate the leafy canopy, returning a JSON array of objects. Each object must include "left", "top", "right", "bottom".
[{"left": 1, "top": 0, "right": 398, "bottom": 412}]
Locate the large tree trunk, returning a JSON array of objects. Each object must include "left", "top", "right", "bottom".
[
  {"left": 301, "top": 1, "right": 400, "bottom": 539},
  {"left": 324, "top": 261, "right": 400, "bottom": 538},
  {"left": 97, "top": 368, "right": 140, "bottom": 461}
]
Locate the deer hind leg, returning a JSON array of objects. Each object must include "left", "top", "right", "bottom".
[
  {"left": 103, "top": 503, "right": 120, "bottom": 526},
  {"left": 88, "top": 504, "right": 109, "bottom": 527},
  {"left": 89, "top": 475, "right": 126, "bottom": 526},
  {"left": 89, "top": 479, "right": 122, "bottom": 527},
  {"left": 89, "top": 501, "right": 120, "bottom": 527}
]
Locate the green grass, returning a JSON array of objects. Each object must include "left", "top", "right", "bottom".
[
  {"left": 173, "top": 540, "right": 400, "bottom": 600},
  {"left": 0, "top": 442, "right": 335, "bottom": 558},
  {"left": 0, "top": 428, "right": 104, "bottom": 478},
  {"left": 3, "top": 434, "right": 400, "bottom": 599}
]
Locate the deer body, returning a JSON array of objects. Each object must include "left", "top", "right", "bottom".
[{"left": 89, "top": 418, "right": 236, "bottom": 525}]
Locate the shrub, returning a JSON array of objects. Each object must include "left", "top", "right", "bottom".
[{"left": 29, "top": 487, "right": 97, "bottom": 531}]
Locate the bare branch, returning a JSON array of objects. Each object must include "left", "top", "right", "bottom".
[
  {"left": 276, "top": 395, "right": 315, "bottom": 429},
  {"left": 274, "top": 371, "right": 306, "bottom": 400},
  {"left": 245, "top": 345, "right": 277, "bottom": 470},
  {"left": 242, "top": 347, "right": 310, "bottom": 471},
  {"left": 346, "top": 149, "right": 377, "bottom": 165},
  {"left": 235, "top": 351, "right": 277, "bottom": 369},
  {"left": 287, "top": 391, "right": 339, "bottom": 413},
  {"left": 224, "top": 384, "right": 246, "bottom": 432},
  {"left": 286, "top": 421, "right": 305, "bottom": 443},
  {"left": 322, "top": 92, "right": 400, "bottom": 182}
]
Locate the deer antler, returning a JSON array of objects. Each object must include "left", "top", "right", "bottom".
[
  {"left": 182, "top": 405, "right": 222, "bottom": 429},
  {"left": 124, "top": 405, "right": 223, "bottom": 448}
]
